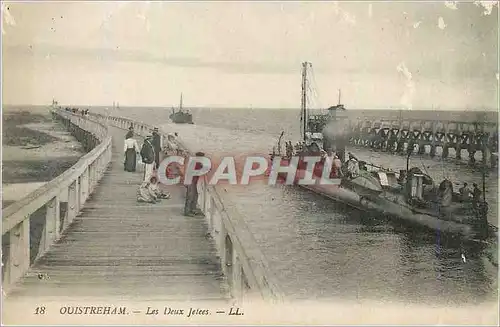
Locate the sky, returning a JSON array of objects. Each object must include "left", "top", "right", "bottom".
[{"left": 1, "top": 1, "right": 498, "bottom": 110}]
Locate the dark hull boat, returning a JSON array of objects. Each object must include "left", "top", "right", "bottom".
[
  {"left": 170, "top": 93, "right": 194, "bottom": 124},
  {"left": 269, "top": 62, "right": 498, "bottom": 258},
  {"left": 170, "top": 111, "right": 194, "bottom": 124}
]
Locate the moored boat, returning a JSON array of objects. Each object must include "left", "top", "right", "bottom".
[{"left": 269, "top": 61, "right": 497, "bottom": 246}]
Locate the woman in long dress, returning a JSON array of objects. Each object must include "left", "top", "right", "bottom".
[{"left": 124, "top": 131, "right": 140, "bottom": 172}]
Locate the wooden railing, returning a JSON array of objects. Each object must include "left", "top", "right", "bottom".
[
  {"left": 1, "top": 110, "right": 112, "bottom": 294},
  {"left": 90, "top": 113, "right": 284, "bottom": 303}
]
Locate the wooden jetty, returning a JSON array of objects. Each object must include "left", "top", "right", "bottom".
[
  {"left": 346, "top": 118, "right": 498, "bottom": 167},
  {"left": 2, "top": 111, "right": 283, "bottom": 311},
  {"left": 3, "top": 123, "right": 229, "bottom": 302}
]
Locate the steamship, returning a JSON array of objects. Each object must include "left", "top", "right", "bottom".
[
  {"left": 270, "top": 62, "right": 497, "bottom": 251},
  {"left": 169, "top": 93, "right": 194, "bottom": 124}
]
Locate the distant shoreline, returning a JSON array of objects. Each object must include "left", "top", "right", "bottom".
[{"left": 2, "top": 104, "right": 499, "bottom": 112}]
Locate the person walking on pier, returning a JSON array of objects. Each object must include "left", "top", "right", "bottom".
[
  {"left": 184, "top": 151, "right": 205, "bottom": 217},
  {"left": 152, "top": 127, "right": 162, "bottom": 169},
  {"left": 123, "top": 131, "right": 140, "bottom": 172},
  {"left": 140, "top": 135, "right": 156, "bottom": 182}
]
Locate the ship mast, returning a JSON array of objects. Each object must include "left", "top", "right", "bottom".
[
  {"left": 301, "top": 62, "right": 311, "bottom": 142},
  {"left": 337, "top": 89, "right": 341, "bottom": 105},
  {"left": 180, "top": 93, "right": 183, "bottom": 111}
]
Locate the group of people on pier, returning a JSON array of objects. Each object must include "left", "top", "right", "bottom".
[
  {"left": 458, "top": 182, "right": 482, "bottom": 204},
  {"left": 123, "top": 125, "right": 170, "bottom": 203},
  {"left": 123, "top": 125, "right": 204, "bottom": 217},
  {"left": 282, "top": 139, "right": 360, "bottom": 180},
  {"left": 64, "top": 107, "right": 89, "bottom": 116}
]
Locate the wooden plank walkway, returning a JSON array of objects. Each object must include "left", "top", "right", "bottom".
[{"left": 5, "top": 126, "right": 230, "bottom": 302}]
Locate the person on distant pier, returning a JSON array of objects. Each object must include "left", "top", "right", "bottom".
[
  {"left": 184, "top": 151, "right": 205, "bottom": 217},
  {"left": 140, "top": 135, "right": 156, "bottom": 182},
  {"left": 165, "top": 133, "right": 180, "bottom": 155},
  {"left": 123, "top": 131, "right": 140, "bottom": 172},
  {"left": 285, "top": 141, "right": 293, "bottom": 158},
  {"left": 333, "top": 154, "right": 343, "bottom": 171},
  {"left": 458, "top": 182, "right": 471, "bottom": 202},
  {"left": 472, "top": 183, "right": 482, "bottom": 205},
  {"left": 151, "top": 127, "right": 162, "bottom": 169},
  {"left": 358, "top": 160, "right": 368, "bottom": 172},
  {"left": 346, "top": 152, "right": 359, "bottom": 179}
]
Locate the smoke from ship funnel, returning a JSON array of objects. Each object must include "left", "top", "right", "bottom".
[
  {"left": 322, "top": 119, "right": 349, "bottom": 139},
  {"left": 321, "top": 118, "right": 354, "bottom": 152}
]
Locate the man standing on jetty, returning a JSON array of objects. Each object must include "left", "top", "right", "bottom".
[
  {"left": 140, "top": 135, "right": 156, "bottom": 182},
  {"left": 152, "top": 127, "right": 162, "bottom": 169},
  {"left": 184, "top": 151, "right": 205, "bottom": 217}
]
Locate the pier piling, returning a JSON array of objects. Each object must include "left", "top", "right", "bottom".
[{"left": 347, "top": 118, "right": 497, "bottom": 168}]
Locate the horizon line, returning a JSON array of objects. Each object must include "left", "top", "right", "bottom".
[{"left": 2, "top": 104, "right": 499, "bottom": 112}]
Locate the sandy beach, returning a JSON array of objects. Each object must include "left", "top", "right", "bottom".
[{"left": 2, "top": 108, "right": 85, "bottom": 208}]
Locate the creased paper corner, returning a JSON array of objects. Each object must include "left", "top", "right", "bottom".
[
  {"left": 1, "top": 2, "right": 16, "bottom": 35},
  {"left": 444, "top": 1, "right": 459, "bottom": 10},
  {"left": 332, "top": 1, "right": 356, "bottom": 26},
  {"left": 473, "top": 0, "right": 498, "bottom": 15}
]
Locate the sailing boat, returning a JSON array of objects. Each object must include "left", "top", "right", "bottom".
[
  {"left": 169, "top": 93, "right": 194, "bottom": 124},
  {"left": 269, "top": 62, "right": 495, "bottom": 244}
]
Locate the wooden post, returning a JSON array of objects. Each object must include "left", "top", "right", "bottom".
[
  {"left": 7, "top": 219, "right": 30, "bottom": 287},
  {"left": 443, "top": 124, "right": 449, "bottom": 158},
  {"left": 418, "top": 122, "right": 425, "bottom": 155},
  {"left": 36, "top": 196, "right": 60, "bottom": 261},
  {"left": 209, "top": 197, "right": 216, "bottom": 233},
  {"left": 483, "top": 135, "right": 492, "bottom": 168},
  {"left": 218, "top": 215, "right": 227, "bottom": 266},
  {"left": 232, "top": 253, "right": 242, "bottom": 301},
  {"left": 76, "top": 176, "right": 81, "bottom": 214},
  {"left": 224, "top": 235, "right": 233, "bottom": 286},
  {"left": 88, "top": 163, "right": 95, "bottom": 194},
  {"left": 455, "top": 124, "right": 462, "bottom": 160},
  {"left": 430, "top": 121, "right": 437, "bottom": 157},
  {"left": 81, "top": 167, "right": 89, "bottom": 204},
  {"left": 95, "top": 157, "right": 100, "bottom": 180},
  {"left": 68, "top": 181, "right": 77, "bottom": 225}
]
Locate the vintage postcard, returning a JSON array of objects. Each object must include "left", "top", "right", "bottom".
[{"left": 2, "top": 1, "right": 499, "bottom": 325}]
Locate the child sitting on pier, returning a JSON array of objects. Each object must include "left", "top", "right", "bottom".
[
  {"left": 137, "top": 181, "right": 158, "bottom": 203},
  {"left": 149, "top": 176, "right": 171, "bottom": 199},
  {"left": 136, "top": 177, "right": 171, "bottom": 203}
]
